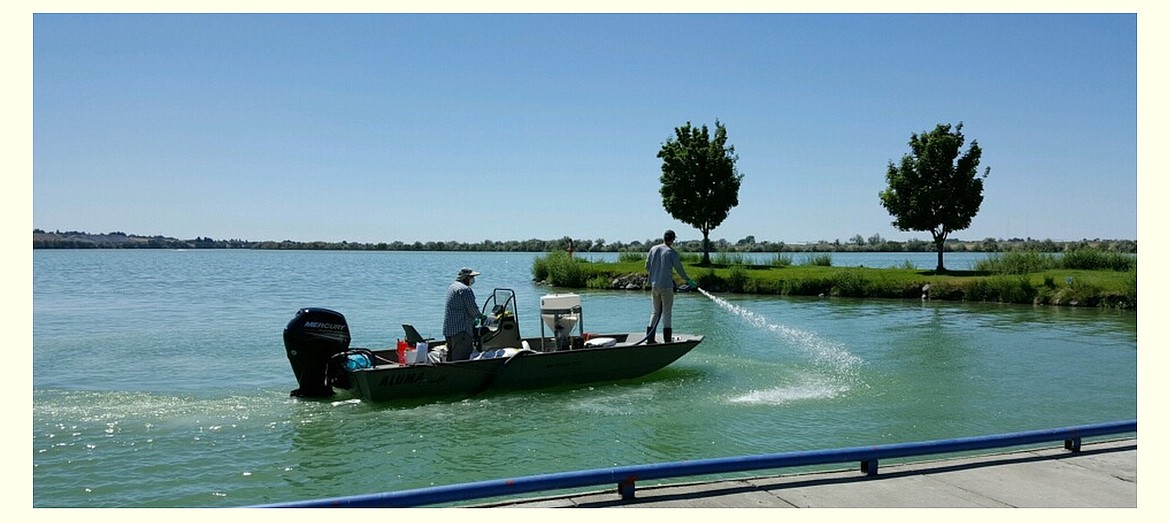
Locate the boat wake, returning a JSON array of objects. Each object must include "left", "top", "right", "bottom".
[
  {"left": 568, "top": 385, "right": 660, "bottom": 416},
  {"left": 698, "top": 288, "right": 864, "bottom": 405}
]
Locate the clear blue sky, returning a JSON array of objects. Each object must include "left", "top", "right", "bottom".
[{"left": 31, "top": 11, "right": 1138, "bottom": 245}]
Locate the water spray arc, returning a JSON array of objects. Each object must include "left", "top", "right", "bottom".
[{"left": 699, "top": 288, "right": 861, "bottom": 367}]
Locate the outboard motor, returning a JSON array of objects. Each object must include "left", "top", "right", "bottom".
[{"left": 283, "top": 307, "right": 351, "bottom": 397}]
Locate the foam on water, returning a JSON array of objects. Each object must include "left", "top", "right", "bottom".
[{"left": 727, "top": 380, "right": 842, "bottom": 405}]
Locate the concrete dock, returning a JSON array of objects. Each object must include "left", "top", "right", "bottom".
[{"left": 480, "top": 438, "right": 1136, "bottom": 508}]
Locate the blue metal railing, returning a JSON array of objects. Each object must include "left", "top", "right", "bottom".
[{"left": 253, "top": 419, "right": 1136, "bottom": 508}]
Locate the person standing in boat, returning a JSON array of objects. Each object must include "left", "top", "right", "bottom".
[
  {"left": 645, "top": 230, "right": 696, "bottom": 344},
  {"left": 443, "top": 267, "right": 486, "bottom": 361}
]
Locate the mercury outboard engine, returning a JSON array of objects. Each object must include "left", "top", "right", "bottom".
[{"left": 284, "top": 307, "right": 351, "bottom": 397}]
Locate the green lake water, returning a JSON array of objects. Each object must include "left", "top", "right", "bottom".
[{"left": 32, "top": 250, "right": 1137, "bottom": 507}]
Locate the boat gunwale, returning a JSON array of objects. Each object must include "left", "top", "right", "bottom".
[{"left": 340, "top": 334, "right": 704, "bottom": 402}]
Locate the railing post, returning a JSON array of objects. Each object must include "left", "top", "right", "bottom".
[
  {"left": 861, "top": 459, "right": 879, "bottom": 476},
  {"left": 618, "top": 477, "right": 637, "bottom": 500},
  {"left": 1065, "top": 437, "right": 1082, "bottom": 452}
]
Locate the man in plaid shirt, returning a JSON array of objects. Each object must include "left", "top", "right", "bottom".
[{"left": 443, "top": 267, "right": 486, "bottom": 361}]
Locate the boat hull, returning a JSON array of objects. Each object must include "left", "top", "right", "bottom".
[{"left": 344, "top": 333, "right": 702, "bottom": 403}]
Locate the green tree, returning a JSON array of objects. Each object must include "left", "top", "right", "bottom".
[
  {"left": 657, "top": 120, "right": 744, "bottom": 265},
  {"left": 879, "top": 123, "right": 989, "bottom": 271}
]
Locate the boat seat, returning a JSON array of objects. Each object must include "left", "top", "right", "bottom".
[
  {"left": 480, "top": 313, "right": 521, "bottom": 350},
  {"left": 402, "top": 324, "right": 434, "bottom": 345}
]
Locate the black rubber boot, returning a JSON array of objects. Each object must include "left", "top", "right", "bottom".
[
  {"left": 646, "top": 326, "right": 656, "bottom": 344},
  {"left": 663, "top": 328, "right": 672, "bottom": 343}
]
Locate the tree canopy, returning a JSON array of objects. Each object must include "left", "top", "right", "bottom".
[
  {"left": 879, "top": 122, "right": 989, "bottom": 271},
  {"left": 657, "top": 120, "right": 744, "bottom": 265}
]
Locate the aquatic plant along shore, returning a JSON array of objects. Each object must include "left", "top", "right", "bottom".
[{"left": 532, "top": 249, "right": 1136, "bottom": 309}]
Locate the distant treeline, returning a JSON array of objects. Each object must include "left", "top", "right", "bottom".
[{"left": 32, "top": 229, "right": 1137, "bottom": 254}]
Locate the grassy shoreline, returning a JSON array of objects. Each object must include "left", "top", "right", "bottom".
[{"left": 532, "top": 251, "right": 1137, "bottom": 309}]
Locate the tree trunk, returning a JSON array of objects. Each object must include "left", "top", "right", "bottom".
[
  {"left": 701, "top": 231, "right": 711, "bottom": 266},
  {"left": 933, "top": 233, "right": 946, "bottom": 272}
]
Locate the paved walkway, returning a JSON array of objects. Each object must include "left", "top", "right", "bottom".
[{"left": 482, "top": 438, "right": 1136, "bottom": 508}]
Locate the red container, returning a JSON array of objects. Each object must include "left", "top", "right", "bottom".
[{"left": 396, "top": 339, "right": 408, "bottom": 364}]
